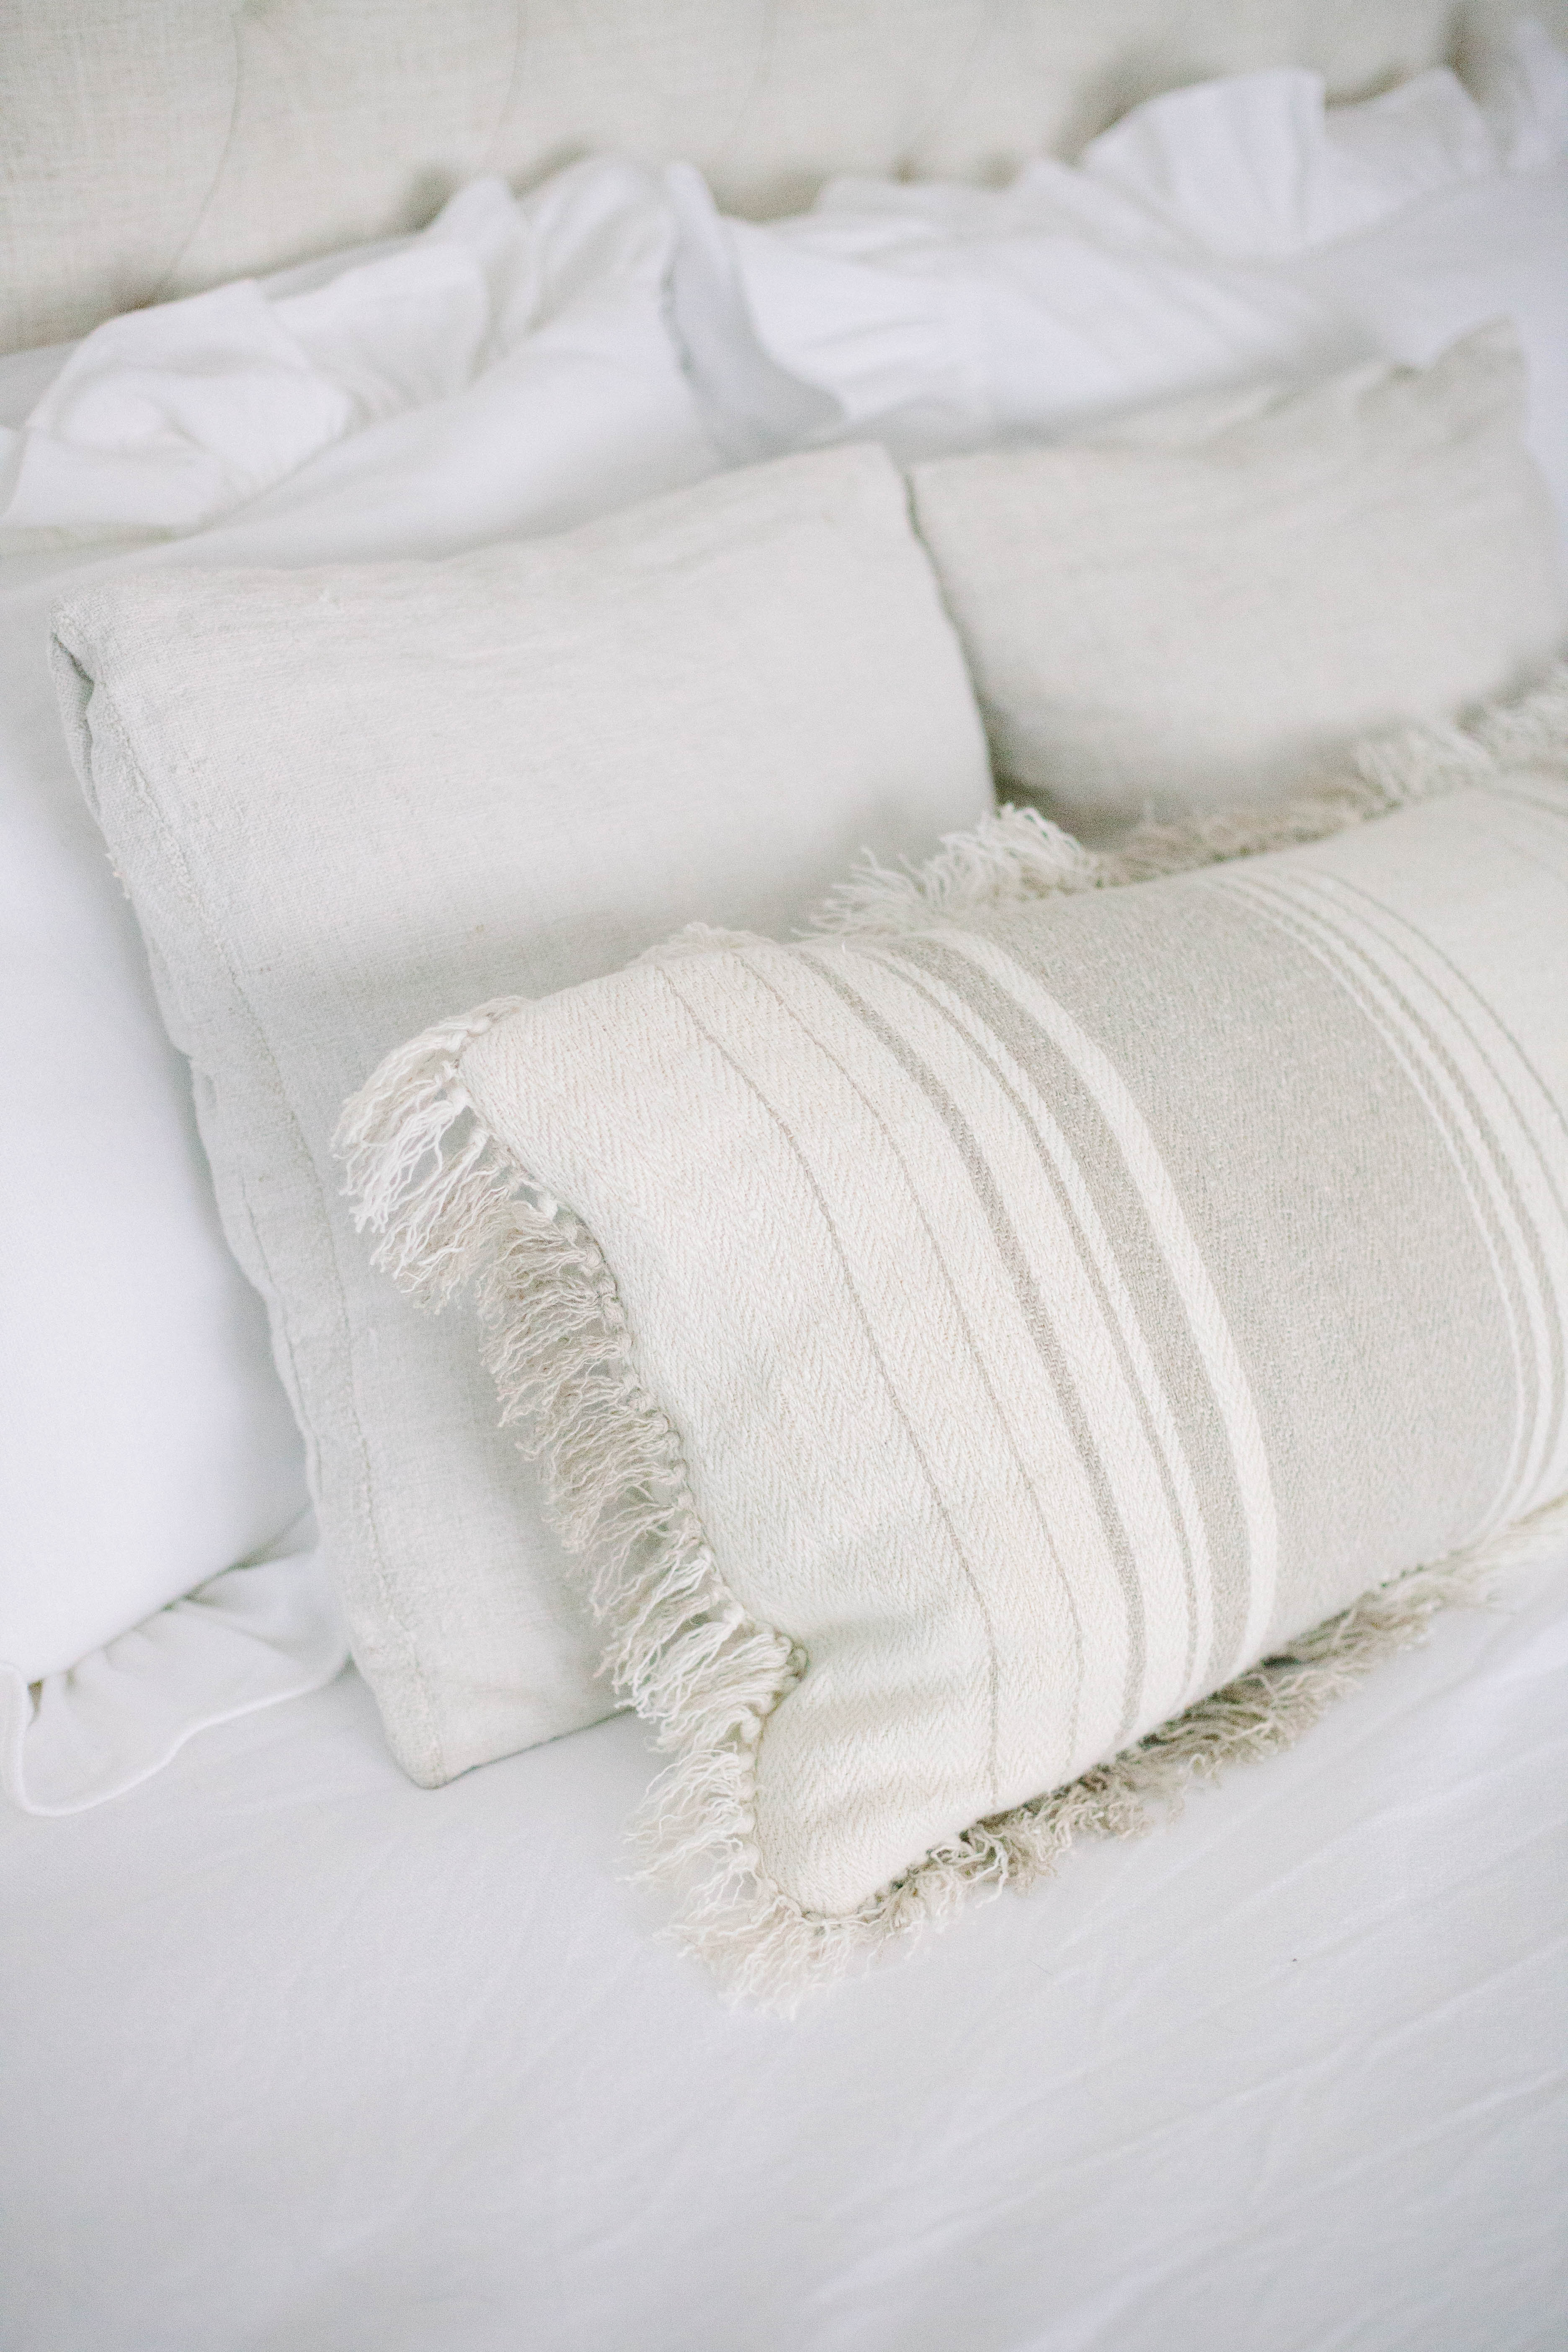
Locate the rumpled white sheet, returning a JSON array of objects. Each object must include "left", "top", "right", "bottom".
[
  {"left": 1076, "top": 24, "right": 1568, "bottom": 256},
  {"left": 16, "top": 28, "right": 1566, "bottom": 531},
  {"left": 3, "top": 1549, "right": 1563, "bottom": 2351},
  {"left": 666, "top": 161, "right": 1363, "bottom": 465},
  {"left": 0, "top": 161, "right": 682, "bottom": 541},
  {"left": 669, "top": 23, "right": 1568, "bottom": 474},
  {"left": 0, "top": 1518, "right": 344, "bottom": 1815}
]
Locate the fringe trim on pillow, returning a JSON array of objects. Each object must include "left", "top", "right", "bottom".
[
  {"left": 338, "top": 1016, "right": 802, "bottom": 1738},
  {"left": 808, "top": 657, "right": 1568, "bottom": 936},
  {"left": 338, "top": 662, "right": 1568, "bottom": 2010}
]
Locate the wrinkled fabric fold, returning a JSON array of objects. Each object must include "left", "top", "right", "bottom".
[
  {"left": 0, "top": 162, "right": 685, "bottom": 544},
  {"left": 666, "top": 24, "right": 1568, "bottom": 472},
  {"left": 0, "top": 1524, "right": 347, "bottom": 1816}
]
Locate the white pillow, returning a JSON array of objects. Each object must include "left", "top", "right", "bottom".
[
  {"left": 0, "top": 158, "right": 725, "bottom": 1814},
  {"left": 908, "top": 331, "right": 1567, "bottom": 836},
  {"left": 51, "top": 445, "right": 995, "bottom": 1794}
]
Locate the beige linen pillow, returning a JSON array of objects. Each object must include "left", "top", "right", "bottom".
[
  {"left": 345, "top": 672, "right": 1568, "bottom": 2000},
  {"left": 51, "top": 444, "right": 994, "bottom": 1787},
  {"left": 909, "top": 327, "right": 1568, "bottom": 838}
]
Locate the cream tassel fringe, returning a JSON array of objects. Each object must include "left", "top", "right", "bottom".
[
  {"left": 809, "top": 656, "right": 1568, "bottom": 935},
  {"left": 339, "top": 665, "right": 1568, "bottom": 2011}
]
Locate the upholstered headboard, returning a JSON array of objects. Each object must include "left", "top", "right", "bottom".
[{"left": 3, "top": 0, "right": 1562, "bottom": 356}]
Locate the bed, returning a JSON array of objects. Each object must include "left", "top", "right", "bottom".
[
  {"left": 3, "top": 8, "right": 1567, "bottom": 2347},
  {"left": 4, "top": 1558, "right": 1566, "bottom": 2349}
]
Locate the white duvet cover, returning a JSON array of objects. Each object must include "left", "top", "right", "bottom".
[{"left": 3, "top": 1548, "right": 1564, "bottom": 2351}]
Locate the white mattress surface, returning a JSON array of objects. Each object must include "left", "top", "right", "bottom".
[{"left": 4, "top": 1552, "right": 1566, "bottom": 2352}]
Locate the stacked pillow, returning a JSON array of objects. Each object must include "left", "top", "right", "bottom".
[
  {"left": 9, "top": 35, "right": 1568, "bottom": 1847},
  {"left": 53, "top": 322, "right": 1567, "bottom": 1829}
]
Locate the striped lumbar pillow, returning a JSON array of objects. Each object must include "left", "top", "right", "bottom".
[{"left": 342, "top": 671, "right": 1568, "bottom": 2005}]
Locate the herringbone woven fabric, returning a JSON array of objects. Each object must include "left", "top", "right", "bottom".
[{"left": 52, "top": 443, "right": 992, "bottom": 1790}]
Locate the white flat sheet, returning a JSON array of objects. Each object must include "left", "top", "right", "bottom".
[{"left": 4, "top": 1550, "right": 1565, "bottom": 2352}]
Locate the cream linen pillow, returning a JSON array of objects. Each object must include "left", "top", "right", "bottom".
[
  {"left": 908, "top": 328, "right": 1568, "bottom": 838},
  {"left": 344, "top": 673, "right": 1568, "bottom": 2000},
  {"left": 50, "top": 444, "right": 994, "bottom": 1788}
]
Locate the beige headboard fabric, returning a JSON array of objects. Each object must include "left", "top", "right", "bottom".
[{"left": 2, "top": 0, "right": 1562, "bottom": 356}]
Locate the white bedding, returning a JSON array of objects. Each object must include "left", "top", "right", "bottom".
[
  {"left": 4, "top": 1549, "right": 1565, "bottom": 2352},
  {"left": 3, "top": 25, "right": 1566, "bottom": 2347},
  {"left": 5, "top": 36, "right": 1565, "bottom": 1821}
]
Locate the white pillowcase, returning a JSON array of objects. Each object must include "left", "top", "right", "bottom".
[{"left": 0, "top": 157, "right": 725, "bottom": 1814}]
